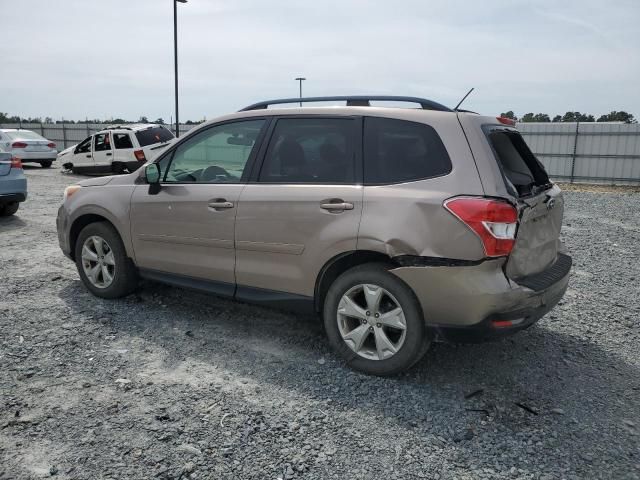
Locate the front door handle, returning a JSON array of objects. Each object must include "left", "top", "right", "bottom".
[
  {"left": 320, "top": 200, "right": 354, "bottom": 212},
  {"left": 106, "top": 152, "right": 112, "bottom": 156},
  {"left": 208, "top": 200, "right": 234, "bottom": 210},
  {"left": 86, "top": 154, "right": 91, "bottom": 158}
]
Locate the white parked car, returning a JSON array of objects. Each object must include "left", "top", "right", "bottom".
[
  {"left": 57, "top": 124, "right": 174, "bottom": 174},
  {"left": 0, "top": 129, "right": 58, "bottom": 168}
]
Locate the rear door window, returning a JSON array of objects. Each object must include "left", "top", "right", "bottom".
[
  {"left": 258, "top": 118, "right": 356, "bottom": 183},
  {"left": 113, "top": 133, "right": 134, "bottom": 149},
  {"left": 363, "top": 117, "right": 451, "bottom": 184},
  {"left": 486, "top": 129, "right": 550, "bottom": 196},
  {"left": 135, "top": 126, "right": 174, "bottom": 147}
]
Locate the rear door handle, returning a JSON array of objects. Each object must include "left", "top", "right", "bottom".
[
  {"left": 208, "top": 200, "right": 234, "bottom": 210},
  {"left": 86, "top": 154, "right": 91, "bottom": 158},
  {"left": 320, "top": 201, "right": 354, "bottom": 211},
  {"left": 106, "top": 152, "right": 112, "bottom": 156}
]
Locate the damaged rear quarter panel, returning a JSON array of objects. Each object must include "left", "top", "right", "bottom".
[{"left": 356, "top": 113, "right": 486, "bottom": 260}]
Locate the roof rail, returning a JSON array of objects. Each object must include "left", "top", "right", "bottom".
[
  {"left": 239, "top": 96, "right": 452, "bottom": 112},
  {"left": 102, "top": 125, "right": 133, "bottom": 131}
]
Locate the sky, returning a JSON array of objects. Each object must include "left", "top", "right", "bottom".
[{"left": 1, "top": 0, "right": 639, "bottom": 122}]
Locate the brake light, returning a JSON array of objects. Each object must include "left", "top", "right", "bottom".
[
  {"left": 47, "top": 142, "right": 56, "bottom": 149},
  {"left": 134, "top": 149, "right": 146, "bottom": 162},
  {"left": 496, "top": 116, "right": 517, "bottom": 126},
  {"left": 10, "top": 157, "right": 23, "bottom": 169},
  {"left": 444, "top": 197, "right": 518, "bottom": 257},
  {"left": 11, "top": 141, "right": 27, "bottom": 148}
]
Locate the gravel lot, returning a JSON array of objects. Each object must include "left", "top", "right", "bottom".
[{"left": 1, "top": 167, "right": 639, "bottom": 480}]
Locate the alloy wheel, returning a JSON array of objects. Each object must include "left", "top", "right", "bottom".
[
  {"left": 336, "top": 283, "right": 407, "bottom": 360},
  {"left": 81, "top": 235, "right": 115, "bottom": 289}
]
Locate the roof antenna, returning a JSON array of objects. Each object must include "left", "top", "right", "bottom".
[{"left": 454, "top": 88, "right": 474, "bottom": 111}]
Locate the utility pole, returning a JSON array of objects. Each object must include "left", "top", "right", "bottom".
[{"left": 174, "top": 0, "right": 187, "bottom": 137}]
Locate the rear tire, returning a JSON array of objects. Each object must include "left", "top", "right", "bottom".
[
  {"left": 40, "top": 161, "right": 52, "bottom": 168},
  {"left": 323, "top": 263, "right": 430, "bottom": 376},
  {"left": 74, "top": 222, "right": 138, "bottom": 299},
  {"left": 0, "top": 202, "right": 19, "bottom": 216}
]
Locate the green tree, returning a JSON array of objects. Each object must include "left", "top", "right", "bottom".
[
  {"left": 597, "top": 111, "right": 636, "bottom": 124},
  {"left": 533, "top": 113, "right": 551, "bottom": 122},
  {"left": 552, "top": 115, "right": 562, "bottom": 122},
  {"left": 561, "top": 112, "right": 595, "bottom": 122},
  {"left": 153, "top": 118, "right": 165, "bottom": 125},
  {"left": 138, "top": 116, "right": 149, "bottom": 123}
]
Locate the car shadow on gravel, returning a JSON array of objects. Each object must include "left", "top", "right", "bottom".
[
  {"left": 0, "top": 215, "right": 26, "bottom": 230},
  {"left": 58, "top": 279, "right": 640, "bottom": 476}
]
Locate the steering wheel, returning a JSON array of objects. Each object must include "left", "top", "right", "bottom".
[{"left": 201, "top": 165, "right": 232, "bottom": 181}]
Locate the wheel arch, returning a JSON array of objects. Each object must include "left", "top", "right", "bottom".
[
  {"left": 314, "top": 250, "right": 398, "bottom": 313},
  {"left": 69, "top": 214, "right": 123, "bottom": 261}
]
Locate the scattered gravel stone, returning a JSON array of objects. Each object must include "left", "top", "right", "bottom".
[{"left": 0, "top": 169, "right": 638, "bottom": 479}]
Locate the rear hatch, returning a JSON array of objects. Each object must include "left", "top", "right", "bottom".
[
  {"left": 484, "top": 125, "right": 564, "bottom": 279},
  {"left": 0, "top": 152, "right": 12, "bottom": 176},
  {"left": 135, "top": 126, "right": 174, "bottom": 160}
]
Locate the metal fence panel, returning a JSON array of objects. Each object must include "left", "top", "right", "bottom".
[
  {"left": 2, "top": 121, "right": 639, "bottom": 184},
  {"left": 518, "top": 122, "right": 640, "bottom": 185}
]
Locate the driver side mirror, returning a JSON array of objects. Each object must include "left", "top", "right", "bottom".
[{"left": 145, "top": 163, "right": 161, "bottom": 195}]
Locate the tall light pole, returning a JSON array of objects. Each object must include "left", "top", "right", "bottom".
[
  {"left": 295, "top": 77, "right": 306, "bottom": 106},
  {"left": 174, "top": 0, "right": 187, "bottom": 137}
]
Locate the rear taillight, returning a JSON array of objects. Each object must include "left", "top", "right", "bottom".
[
  {"left": 12, "top": 141, "right": 27, "bottom": 148},
  {"left": 47, "top": 142, "right": 56, "bottom": 149},
  {"left": 134, "top": 149, "right": 147, "bottom": 162},
  {"left": 444, "top": 197, "right": 518, "bottom": 257},
  {"left": 10, "top": 157, "right": 23, "bottom": 169},
  {"left": 496, "top": 116, "right": 517, "bottom": 126}
]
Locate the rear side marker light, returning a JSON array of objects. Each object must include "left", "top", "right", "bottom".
[
  {"left": 47, "top": 142, "right": 56, "bottom": 149},
  {"left": 134, "top": 149, "right": 146, "bottom": 162},
  {"left": 10, "top": 157, "right": 23, "bottom": 169},
  {"left": 12, "top": 141, "right": 27, "bottom": 148},
  {"left": 444, "top": 197, "right": 518, "bottom": 257}
]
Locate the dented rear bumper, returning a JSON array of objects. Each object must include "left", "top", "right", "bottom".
[{"left": 390, "top": 253, "right": 571, "bottom": 340}]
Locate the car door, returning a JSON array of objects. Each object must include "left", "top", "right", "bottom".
[
  {"left": 235, "top": 116, "right": 363, "bottom": 299},
  {"left": 92, "top": 132, "right": 113, "bottom": 167},
  {"left": 112, "top": 132, "right": 135, "bottom": 164},
  {"left": 129, "top": 118, "right": 267, "bottom": 292},
  {"left": 72, "top": 136, "right": 93, "bottom": 167}
]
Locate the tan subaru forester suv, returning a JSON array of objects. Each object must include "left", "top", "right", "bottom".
[{"left": 57, "top": 96, "right": 571, "bottom": 375}]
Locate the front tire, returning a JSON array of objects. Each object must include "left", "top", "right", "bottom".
[
  {"left": 323, "top": 263, "right": 430, "bottom": 376},
  {"left": 74, "top": 222, "right": 138, "bottom": 298},
  {"left": 0, "top": 202, "right": 19, "bottom": 216}
]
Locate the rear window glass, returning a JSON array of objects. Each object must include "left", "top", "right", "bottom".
[
  {"left": 5, "top": 130, "right": 45, "bottom": 141},
  {"left": 135, "top": 126, "right": 174, "bottom": 147},
  {"left": 487, "top": 130, "right": 550, "bottom": 196},
  {"left": 364, "top": 117, "right": 451, "bottom": 184}
]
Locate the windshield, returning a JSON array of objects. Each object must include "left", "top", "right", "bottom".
[{"left": 135, "top": 126, "right": 174, "bottom": 147}]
